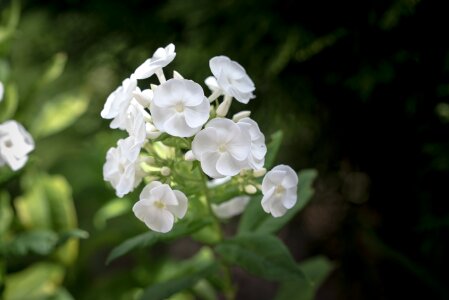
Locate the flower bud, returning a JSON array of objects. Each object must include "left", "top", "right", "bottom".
[
  {"left": 151, "top": 84, "right": 158, "bottom": 91},
  {"left": 232, "top": 110, "right": 251, "bottom": 122},
  {"left": 184, "top": 150, "right": 196, "bottom": 161},
  {"left": 146, "top": 123, "right": 162, "bottom": 139},
  {"left": 253, "top": 168, "right": 267, "bottom": 178},
  {"left": 160, "top": 166, "right": 171, "bottom": 176},
  {"left": 244, "top": 184, "right": 258, "bottom": 194},
  {"left": 133, "top": 89, "right": 153, "bottom": 108},
  {"left": 173, "top": 70, "right": 184, "bottom": 79},
  {"left": 145, "top": 156, "right": 156, "bottom": 165},
  {"left": 216, "top": 96, "right": 232, "bottom": 117}
]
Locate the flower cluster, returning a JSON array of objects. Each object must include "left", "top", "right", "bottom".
[
  {"left": 0, "top": 82, "right": 35, "bottom": 171},
  {"left": 101, "top": 44, "right": 298, "bottom": 233}
]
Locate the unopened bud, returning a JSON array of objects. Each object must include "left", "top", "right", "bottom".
[
  {"left": 253, "top": 168, "right": 267, "bottom": 178},
  {"left": 184, "top": 150, "right": 196, "bottom": 161},
  {"left": 216, "top": 96, "right": 232, "bottom": 117},
  {"left": 150, "top": 84, "right": 158, "bottom": 91},
  {"left": 146, "top": 124, "right": 162, "bottom": 139},
  {"left": 232, "top": 110, "right": 251, "bottom": 122},
  {"left": 144, "top": 156, "right": 156, "bottom": 165},
  {"left": 160, "top": 166, "right": 171, "bottom": 176},
  {"left": 133, "top": 89, "right": 153, "bottom": 108},
  {"left": 244, "top": 184, "right": 257, "bottom": 194},
  {"left": 173, "top": 70, "right": 184, "bottom": 79}
]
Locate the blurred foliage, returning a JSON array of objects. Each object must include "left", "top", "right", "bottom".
[{"left": 0, "top": 0, "right": 448, "bottom": 298}]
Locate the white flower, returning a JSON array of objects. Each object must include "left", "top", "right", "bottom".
[
  {"left": 212, "top": 196, "right": 250, "bottom": 219},
  {"left": 0, "top": 82, "right": 4, "bottom": 103},
  {"left": 150, "top": 78, "right": 210, "bottom": 137},
  {"left": 132, "top": 181, "right": 188, "bottom": 233},
  {"left": 103, "top": 137, "right": 143, "bottom": 197},
  {"left": 192, "top": 118, "right": 251, "bottom": 178},
  {"left": 237, "top": 117, "right": 266, "bottom": 170},
  {"left": 133, "top": 87, "right": 153, "bottom": 108},
  {"left": 101, "top": 77, "right": 137, "bottom": 129},
  {"left": 0, "top": 121, "right": 34, "bottom": 171},
  {"left": 133, "top": 44, "right": 176, "bottom": 80},
  {"left": 209, "top": 56, "right": 255, "bottom": 104},
  {"left": 261, "top": 165, "right": 298, "bottom": 217},
  {"left": 125, "top": 101, "right": 147, "bottom": 145}
]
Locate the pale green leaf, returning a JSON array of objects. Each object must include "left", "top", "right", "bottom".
[
  {"left": 215, "top": 233, "right": 306, "bottom": 282},
  {"left": 31, "top": 93, "right": 89, "bottom": 138},
  {"left": 0, "top": 83, "right": 19, "bottom": 122},
  {"left": 3, "top": 262, "right": 65, "bottom": 300}
]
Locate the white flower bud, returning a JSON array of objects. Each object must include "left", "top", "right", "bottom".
[
  {"left": 145, "top": 156, "right": 156, "bottom": 165},
  {"left": 216, "top": 96, "right": 232, "bottom": 117},
  {"left": 244, "top": 184, "right": 257, "bottom": 194},
  {"left": 160, "top": 166, "right": 171, "bottom": 176},
  {"left": 253, "top": 168, "right": 267, "bottom": 177},
  {"left": 173, "top": 70, "right": 184, "bottom": 79},
  {"left": 133, "top": 88, "right": 153, "bottom": 108},
  {"left": 151, "top": 84, "right": 158, "bottom": 91},
  {"left": 184, "top": 150, "right": 196, "bottom": 161},
  {"left": 232, "top": 110, "right": 251, "bottom": 122}
]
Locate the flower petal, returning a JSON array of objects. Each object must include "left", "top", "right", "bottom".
[
  {"left": 168, "top": 190, "right": 188, "bottom": 219},
  {"left": 192, "top": 128, "right": 219, "bottom": 158},
  {"left": 143, "top": 208, "right": 174, "bottom": 233},
  {"left": 200, "top": 152, "right": 222, "bottom": 178},
  {"left": 216, "top": 152, "right": 242, "bottom": 176}
]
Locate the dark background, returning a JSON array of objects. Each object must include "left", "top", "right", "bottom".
[{"left": 11, "top": 0, "right": 449, "bottom": 298}]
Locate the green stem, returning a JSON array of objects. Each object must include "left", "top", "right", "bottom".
[{"left": 199, "top": 172, "right": 236, "bottom": 300}]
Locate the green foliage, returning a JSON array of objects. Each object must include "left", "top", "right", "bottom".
[
  {"left": 3, "top": 262, "right": 65, "bottom": 300},
  {"left": 216, "top": 233, "right": 306, "bottom": 282},
  {"left": 30, "top": 92, "right": 89, "bottom": 139},
  {"left": 238, "top": 169, "right": 317, "bottom": 234},
  {"left": 275, "top": 256, "right": 334, "bottom": 300},
  {"left": 264, "top": 130, "right": 283, "bottom": 169},
  {"left": 107, "top": 218, "right": 212, "bottom": 264},
  {"left": 139, "top": 261, "right": 217, "bottom": 300}
]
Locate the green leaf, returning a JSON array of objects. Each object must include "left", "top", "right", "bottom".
[
  {"left": 275, "top": 256, "right": 334, "bottom": 300},
  {"left": 0, "top": 191, "right": 13, "bottom": 235},
  {"left": 15, "top": 173, "right": 80, "bottom": 265},
  {"left": 0, "top": 83, "right": 19, "bottom": 122},
  {"left": 264, "top": 130, "right": 283, "bottom": 169},
  {"left": 93, "top": 197, "right": 132, "bottom": 229},
  {"left": 38, "top": 52, "right": 67, "bottom": 87},
  {"left": 3, "top": 262, "right": 65, "bottom": 300},
  {"left": 2, "top": 230, "right": 58, "bottom": 256},
  {"left": 139, "top": 261, "right": 217, "bottom": 300},
  {"left": 215, "top": 233, "right": 306, "bottom": 282},
  {"left": 107, "top": 218, "right": 212, "bottom": 265},
  {"left": 238, "top": 169, "right": 318, "bottom": 235},
  {"left": 31, "top": 93, "right": 89, "bottom": 138},
  {"left": 56, "top": 229, "right": 89, "bottom": 247}
]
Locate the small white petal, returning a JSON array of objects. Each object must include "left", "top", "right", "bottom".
[
  {"left": 169, "top": 190, "right": 188, "bottom": 218},
  {"left": 216, "top": 152, "right": 242, "bottom": 176},
  {"left": 144, "top": 208, "right": 174, "bottom": 233}
]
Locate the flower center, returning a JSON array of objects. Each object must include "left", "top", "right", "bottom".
[
  {"left": 153, "top": 200, "right": 165, "bottom": 209},
  {"left": 175, "top": 102, "right": 184, "bottom": 113},
  {"left": 3, "top": 139, "right": 13, "bottom": 148},
  {"left": 218, "top": 144, "right": 227, "bottom": 153},
  {"left": 275, "top": 185, "right": 285, "bottom": 196}
]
